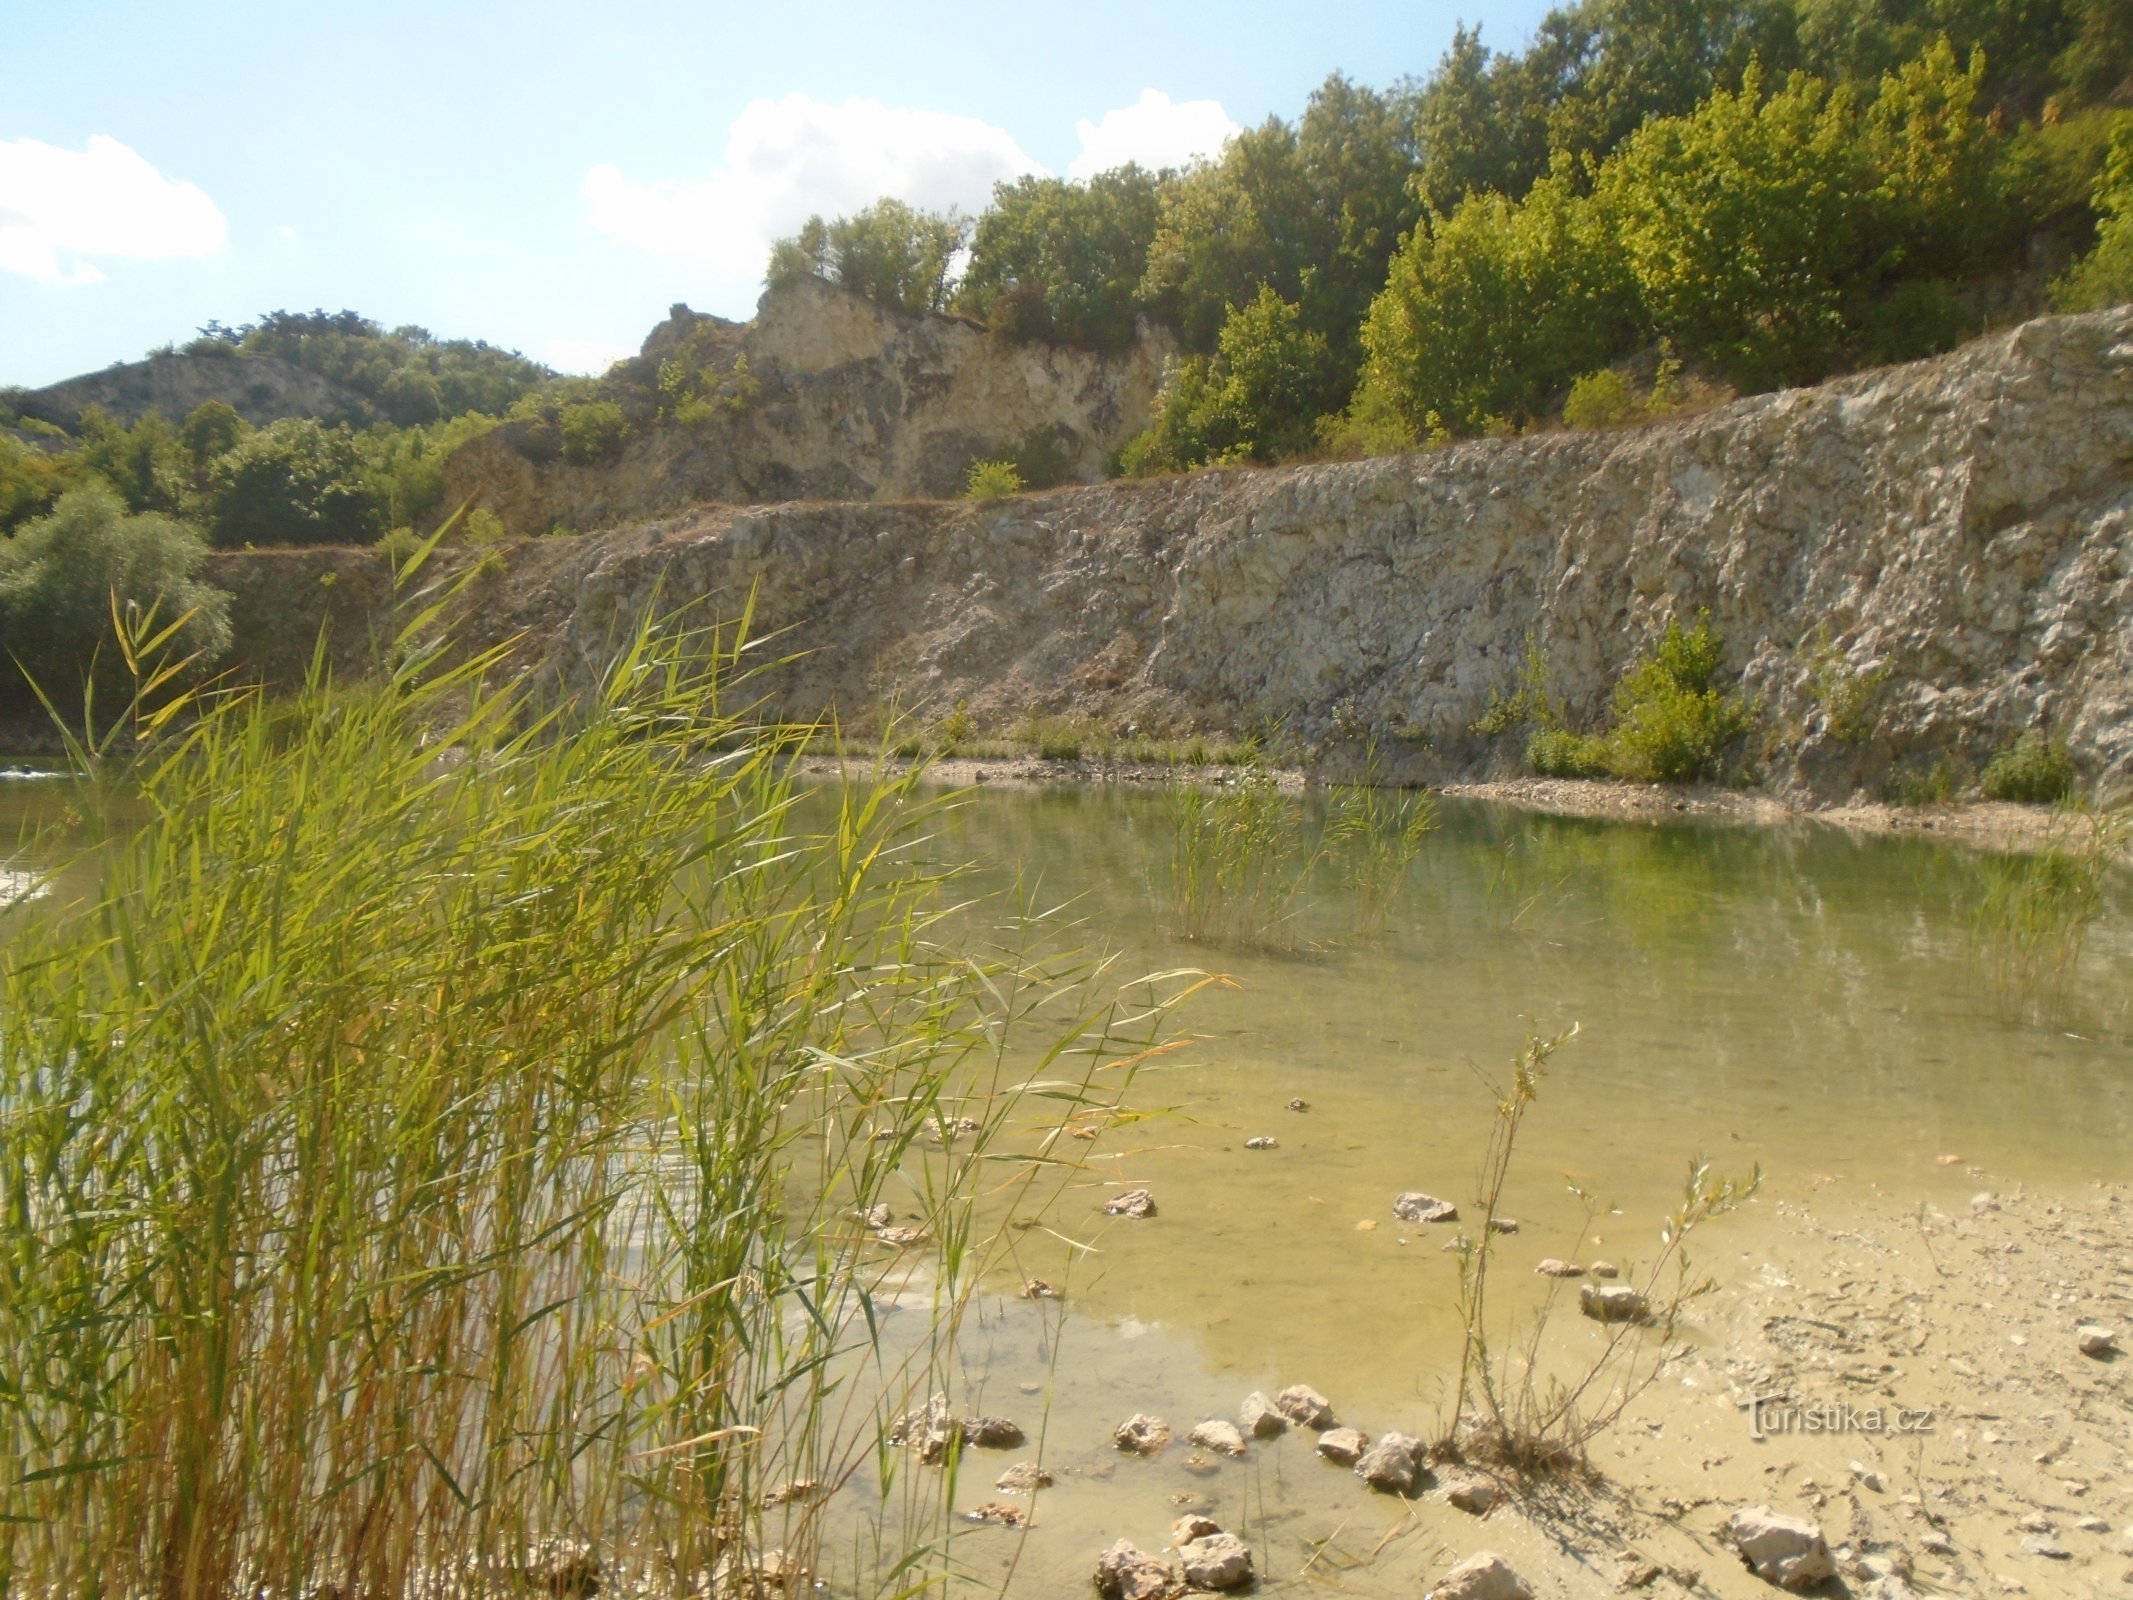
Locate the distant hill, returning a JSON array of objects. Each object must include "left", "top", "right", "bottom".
[{"left": 11, "top": 350, "right": 376, "bottom": 432}]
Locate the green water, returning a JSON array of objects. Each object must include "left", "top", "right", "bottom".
[{"left": 6, "top": 772, "right": 2127, "bottom": 1593}]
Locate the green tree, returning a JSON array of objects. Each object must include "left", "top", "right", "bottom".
[
  {"left": 958, "top": 166, "right": 1164, "bottom": 351},
  {"left": 0, "top": 483, "right": 232, "bottom": 701},
  {"left": 1600, "top": 64, "right": 1871, "bottom": 390},
  {"left": 1120, "top": 288, "right": 1332, "bottom": 472},
  {"left": 76, "top": 406, "right": 190, "bottom": 517},
  {"left": 766, "top": 199, "right": 971, "bottom": 315},
  {"left": 1357, "top": 164, "right": 1635, "bottom": 435},
  {"left": 2055, "top": 115, "right": 2133, "bottom": 308},
  {"left": 180, "top": 401, "right": 249, "bottom": 480},
  {"left": 203, "top": 418, "right": 386, "bottom": 547}
]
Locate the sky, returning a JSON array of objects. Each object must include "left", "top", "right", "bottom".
[{"left": 1, "top": 0, "right": 1554, "bottom": 389}]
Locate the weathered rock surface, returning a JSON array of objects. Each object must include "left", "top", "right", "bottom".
[
  {"left": 1427, "top": 1550, "right": 1535, "bottom": 1600},
  {"left": 1394, "top": 1192, "right": 1459, "bottom": 1224},
  {"left": 1727, "top": 1505, "right": 1836, "bottom": 1589},
  {"left": 1274, "top": 1384, "right": 1335, "bottom": 1428},
  {"left": 1094, "top": 1539, "right": 1177, "bottom": 1600},
  {"left": 1170, "top": 1514, "right": 1223, "bottom": 1546},
  {"left": 1239, "top": 1392, "right": 1287, "bottom": 1438},
  {"left": 1355, "top": 1431, "right": 1424, "bottom": 1493},
  {"left": 961, "top": 1415, "right": 1024, "bottom": 1448},
  {"left": 1114, "top": 1414, "right": 1172, "bottom": 1454},
  {"left": 1315, "top": 1426, "right": 1368, "bottom": 1465},
  {"left": 1104, "top": 1189, "right": 1157, "bottom": 1219},
  {"left": 442, "top": 277, "right": 1170, "bottom": 532},
  {"left": 14, "top": 350, "right": 373, "bottom": 430},
  {"left": 224, "top": 308, "right": 2133, "bottom": 800},
  {"left": 1579, "top": 1284, "right": 1652, "bottom": 1323},
  {"left": 1176, "top": 1532, "right": 1253, "bottom": 1591},
  {"left": 1446, "top": 1476, "right": 1503, "bottom": 1514},
  {"left": 996, "top": 1462, "right": 1053, "bottom": 1493},
  {"left": 1186, "top": 1419, "right": 1247, "bottom": 1457}
]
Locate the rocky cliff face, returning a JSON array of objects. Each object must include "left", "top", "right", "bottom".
[
  {"left": 440, "top": 276, "right": 1173, "bottom": 533},
  {"left": 11, "top": 351, "right": 373, "bottom": 429},
  {"left": 226, "top": 306, "right": 2133, "bottom": 801}
]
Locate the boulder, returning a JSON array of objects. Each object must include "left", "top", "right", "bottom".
[
  {"left": 996, "top": 1461, "right": 1053, "bottom": 1493},
  {"left": 962, "top": 1415, "right": 1025, "bottom": 1448},
  {"left": 1427, "top": 1550, "right": 1535, "bottom": 1600},
  {"left": 1446, "top": 1477, "right": 1502, "bottom": 1514},
  {"left": 1355, "top": 1431, "right": 1424, "bottom": 1493},
  {"left": 1579, "top": 1284, "right": 1651, "bottom": 1323},
  {"left": 1114, "top": 1414, "right": 1172, "bottom": 1454},
  {"left": 1239, "top": 1391, "right": 1287, "bottom": 1438},
  {"left": 1727, "top": 1506, "right": 1836, "bottom": 1590},
  {"left": 1316, "top": 1426, "right": 1368, "bottom": 1465},
  {"left": 1187, "top": 1419, "right": 1248, "bottom": 1457},
  {"left": 1394, "top": 1192, "right": 1459, "bottom": 1224},
  {"left": 888, "top": 1392, "right": 957, "bottom": 1463},
  {"left": 1275, "top": 1384, "right": 1335, "bottom": 1428},
  {"left": 1177, "top": 1532, "right": 1253, "bottom": 1591},
  {"left": 1094, "top": 1540, "right": 1177, "bottom": 1600}
]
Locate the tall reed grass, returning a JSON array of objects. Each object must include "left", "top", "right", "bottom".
[{"left": 0, "top": 577, "right": 1179, "bottom": 1597}]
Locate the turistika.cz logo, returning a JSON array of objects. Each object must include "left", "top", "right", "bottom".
[{"left": 1748, "top": 1395, "right": 1936, "bottom": 1439}]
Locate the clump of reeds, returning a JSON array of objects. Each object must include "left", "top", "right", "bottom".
[
  {"left": 1324, "top": 742, "right": 1437, "bottom": 938},
  {"left": 1967, "top": 806, "right": 2126, "bottom": 1018},
  {"left": 0, "top": 568, "right": 1177, "bottom": 1597},
  {"left": 1166, "top": 764, "right": 1319, "bottom": 945}
]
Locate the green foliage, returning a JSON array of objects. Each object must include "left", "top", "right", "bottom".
[
  {"left": 964, "top": 459, "right": 1024, "bottom": 500},
  {"left": 202, "top": 417, "right": 388, "bottom": 548},
  {"left": 1325, "top": 749, "right": 1439, "bottom": 936},
  {"left": 0, "top": 483, "right": 231, "bottom": 701},
  {"left": 376, "top": 526, "right": 421, "bottom": 563},
  {"left": 2054, "top": 115, "right": 2133, "bottom": 309},
  {"left": 0, "top": 430, "right": 86, "bottom": 532},
  {"left": 960, "top": 166, "right": 1164, "bottom": 352},
  {"left": 1359, "top": 167, "right": 1634, "bottom": 435},
  {"left": 1527, "top": 728, "right": 1615, "bottom": 776},
  {"left": 1606, "top": 613, "right": 1756, "bottom": 781},
  {"left": 1980, "top": 730, "right": 2076, "bottom": 801},
  {"left": 1315, "top": 381, "right": 1419, "bottom": 458},
  {"left": 179, "top": 400, "right": 248, "bottom": 472},
  {"left": 1168, "top": 765, "right": 1320, "bottom": 945},
  {"left": 1965, "top": 810, "right": 2122, "bottom": 1015},
  {"left": 1804, "top": 629, "right": 1893, "bottom": 741},
  {"left": 767, "top": 198, "right": 971, "bottom": 315},
  {"left": 221, "top": 308, "right": 551, "bottom": 418},
  {"left": 460, "top": 507, "right": 508, "bottom": 545},
  {"left": 559, "top": 399, "right": 629, "bottom": 464},
  {"left": 1473, "top": 633, "right": 1568, "bottom": 736},
  {"left": 1120, "top": 287, "right": 1332, "bottom": 471},
  {"left": 1563, "top": 368, "right": 1639, "bottom": 427}
]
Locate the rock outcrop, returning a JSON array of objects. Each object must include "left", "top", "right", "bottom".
[
  {"left": 11, "top": 351, "right": 373, "bottom": 429},
  {"left": 439, "top": 277, "right": 1171, "bottom": 533},
  {"left": 216, "top": 307, "right": 2133, "bottom": 800}
]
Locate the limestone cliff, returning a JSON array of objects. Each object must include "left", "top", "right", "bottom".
[
  {"left": 439, "top": 276, "right": 1173, "bottom": 532},
  {"left": 11, "top": 351, "right": 373, "bottom": 429},
  {"left": 222, "top": 306, "right": 2133, "bottom": 801}
]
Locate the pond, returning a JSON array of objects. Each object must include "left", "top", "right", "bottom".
[{"left": 5, "top": 770, "right": 2127, "bottom": 1595}]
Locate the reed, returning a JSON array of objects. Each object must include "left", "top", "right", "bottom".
[
  {"left": 1165, "top": 765, "right": 1319, "bottom": 946},
  {"left": 1967, "top": 806, "right": 2126, "bottom": 1017},
  {"left": 0, "top": 575, "right": 1178, "bottom": 1597},
  {"left": 1324, "top": 744, "right": 1437, "bottom": 938}
]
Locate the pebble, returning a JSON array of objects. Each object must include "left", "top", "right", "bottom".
[
  {"left": 961, "top": 1501, "right": 1027, "bottom": 1528},
  {"left": 1355, "top": 1432, "right": 1423, "bottom": 1494},
  {"left": 1446, "top": 1476, "right": 1503, "bottom": 1514},
  {"left": 1113, "top": 1414, "right": 1171, "bottom": 1455},
  {"left": 1187, "top": 1419, "right": 1248, "bottom": 1457},
  {"left": 1243, "top": 1135, "right": 1278, "bottom": 1150},
  {"left": 2021, "top": 1537, "right": 2070, "bottom": 1560},
  {"left": 1394, "top": 1191, "right": 1459, "bottom": 1223},
  {"left": 1578, "top": 1283, "right": 1652, "bottom": 1323},
  {"left": 960, "top": 1416, "right": 1024, "bottom": 1448},
  {"left": 1426, "top": 1549, "right": 1535, "bottom": 1600},
  {"left": 1536, "top": 1258, "right": 1586, "bottom": 1278},
  {"left": 1286, "top": 1098, "right": 1309, "bottom": 1111},
  {"left": 1239, "top": 1391, "right": 1287, "bottom": 1438},
  {"left": 1022, "top": 1278, "right": 1059, "bottom": 1299},
  {"left": 995, "top": 1462, "right": 1053, "bottom": 1493},
  {"left": 1487, "top": 1216, "right": 1519, "bottom": 1234},
  {"left": 1590, "top": 1260, "right": 1620, "bottom": 1279},
  {"left": 1274, "top": 1384, "right": 1335, "bottom": 1429},
  {"left": 1103, "top": 1188, "right": 1157, "bottom": 1218},
  {"left": 1315, "top": 1426, "right": 1368, "bottom": 1465},
  {"left": 2075, "top": 1323, "right": 2117, "bottom": 1356},
  {"left": 1177, "top": 1532, "right": 1253, "bottom": 1591},
  {"left": 1171, "top": 1513, "right": 1222, "bottom": 1545},
  {"left": 1093, "top": 1540, "right": 1175, "bottom": 1600}
]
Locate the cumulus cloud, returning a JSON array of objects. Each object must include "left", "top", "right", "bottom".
[
  {"left": 546, "top": 336, "right": 636, "bottom": 376},
  {"left": 0, "top": 135, "right": 226, "bottom": 285},
  {"left": 1067, "top": 89, "right": 1238, "bottom": 181},
  {"left": 583, "top": 94, "right": 1044, "bottom": 283}
]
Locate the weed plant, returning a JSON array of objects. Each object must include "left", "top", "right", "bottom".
[
  {"left": 1444, "top": 1027, "right": 1757, "bottom": 1472},
  {"left": 1980, "top": 731, "right": 2076, "bottom": 803},
  {"left": 1966, "top": 807, "right": 2124, "bottom": 1016},
  {"left": 0, "top": 577, "right": 1179, "bottom": 1596},
  {"left": 1325, "top": 744, "right": 1438, "bottom": 937},
  {"left": 1167, "top": 765, "right": 1320, "bottom": 945}
]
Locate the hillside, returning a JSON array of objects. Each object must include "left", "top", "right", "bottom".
[{"left": 208, "top": 305, "right": 2133, "bottom": 803}]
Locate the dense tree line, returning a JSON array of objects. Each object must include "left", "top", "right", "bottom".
[{"left": 769, "top": 0, "right": 2133, "bottom": 471}]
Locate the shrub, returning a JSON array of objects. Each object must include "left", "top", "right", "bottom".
[
  {"left": 1562, "top": 369, "right": 1636, "bottom": 428},
  {"left": 377, "top": 526, "right": 421, "bottom": 563},
  {"left": 965, "top": 459, "right": 1023, "bottom": 500},
  {"left": 559, "top": 400, "right": 628, "bottom": 464},
  {"left": 0, "top": 483, "right": 231, "bottom": 701},
  {"left": 1527, "top": 728, "right": 1612, "bottom": 777},
  {"left": 1605, "top": 613, "right": 1753, "bottom": 783},
  {"left": 203, "top": 418, "right": 385, "bottom": 547},
  {"left": 461, "top": 508, "right": 508, "bottom": 545},
  {"left": 1980, "top": 731, "right": 2075, "bottom": 803}
]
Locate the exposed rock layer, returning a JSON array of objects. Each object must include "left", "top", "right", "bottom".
[{"left": 215, "top": 307, "right": 2133, "bottom": 800}]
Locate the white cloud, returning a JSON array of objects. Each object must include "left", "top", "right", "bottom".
[
  {"left": 0, "top": 135, "right": 226, "bottom": 285},
  {"left": 583, "top": 94, "right": 1045, "bottom": 284},
  {"left": 546, "top": 336, "right": 636, "bottom": 376},
  {"left": 1067, "top": 89, "right": 1238, "bottom": 181}
]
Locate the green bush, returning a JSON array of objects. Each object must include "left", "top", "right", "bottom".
[
  {"left": 965, "top": 459, "right": 1024, "bottom": 500},
  {"left": 1562, "top": 368, "right": 1637, "bottom": 428},
  {"left": 203, "top": 418, "right": 386, "bottom": 547},
  {"left": 1980, "top": 731, "right": 2076, "bottom": 803},
  {"left": 1605, "top": 613, "right": 1754, "bottom": 783},
  {"left": 377, "top": 526, "right": 421, "bottom": 563},
  {"left": 1526, "top": 728, "right": 1612, "bottom": 777},
  {"left": 0, "top": 483, "right": 231, "bottom": 700},
  {"left": 559, "top": 401, "right": 628, "bottom": 464}
]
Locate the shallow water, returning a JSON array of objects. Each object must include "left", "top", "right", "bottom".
[
  {"left": 851, "top": 783, "right": 2133, "bottom": 1594},
  {"left": 7, "top": 772, "right": 2128, "bottom": 1593}
]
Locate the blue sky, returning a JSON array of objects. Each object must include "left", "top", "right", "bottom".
[{"left": 2, "top": 0, "right": 1551, "bottom": 389}]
